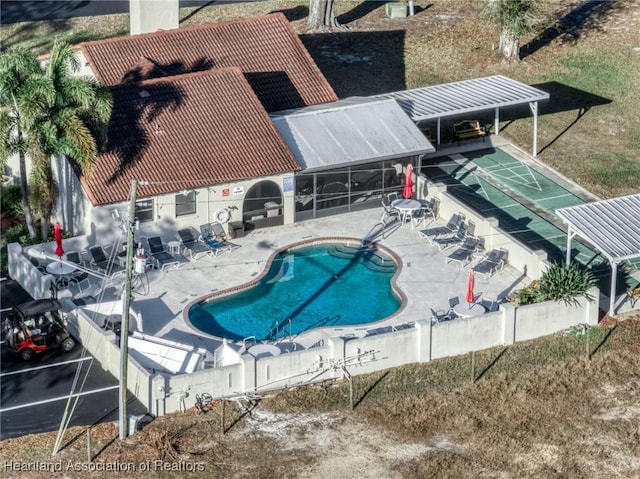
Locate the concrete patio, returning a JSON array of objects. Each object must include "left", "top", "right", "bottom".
[{"left": 59, "top": 206, "right": 530, "bottom": 354}]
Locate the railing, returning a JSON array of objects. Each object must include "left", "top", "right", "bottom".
[{"left": 267, "top": 318, "right": 292, "bottom": 342}]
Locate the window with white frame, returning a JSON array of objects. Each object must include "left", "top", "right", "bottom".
[
  {"left": 175, "top": 191, "right": 196, "bottom": 217},
  {"left": 135, "top": 198, "right": 154, "bottom": 223}
]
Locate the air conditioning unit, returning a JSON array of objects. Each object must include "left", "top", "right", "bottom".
[{"left": 386, "top": 2, "right": 407, "bottom": 19}]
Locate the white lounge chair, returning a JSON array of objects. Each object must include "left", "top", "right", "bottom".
[
  {"left": 418, "top": 213, "right": 465, "bottom": 244},
  {"left": 474, "top": 248, "right": 508, "bottom": 280}
]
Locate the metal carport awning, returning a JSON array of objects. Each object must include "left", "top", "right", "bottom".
[
  {"left": 372, "top": 75, "right": 550, "bottom": 157},
  {"left": 556, "top": 193, "right": 640, "bottom": 316}
]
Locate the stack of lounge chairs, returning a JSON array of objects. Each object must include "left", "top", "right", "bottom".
[
  {"left": 178, "top": 227, "right": 215, "bottom": 260},
  {"left": 473, "top": 248, "right": 508, "bottom": 280},
  {"left": 418, "top": 213, "right": 465, "bottom": 245},
  {"left": 199, "top": 222, "right": 238, "bottom": 255}
]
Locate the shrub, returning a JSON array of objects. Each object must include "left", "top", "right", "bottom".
[
  {"left": 537, "top": 263, "right": 595, "bottom": 306},
  {"left": 0, "top": 184, "right": 24, "bottom": 217},
  {"left": 513, "top": 264, "right": 595, "bottom": 306}
]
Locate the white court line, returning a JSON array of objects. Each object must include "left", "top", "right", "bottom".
[
  {"left": 1, "top": 307, "right": 12, "bottom": 312},
  {"left": 536, "top": 193, "right": 576, "bottom": 203},
  {"left": 0, "top": 385, "right": 118, "bottom": 413},
  {"left": 0, "top": 356, "right": 93, "bottom": 377}
]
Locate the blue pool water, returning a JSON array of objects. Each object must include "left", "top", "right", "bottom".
[{"left": 188, "top": 243, "right": 401, "bottom": 341}]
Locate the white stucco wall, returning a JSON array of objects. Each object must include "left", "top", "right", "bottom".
[{"left": 129, "top": 0, "right": 179, "bottom": 35}]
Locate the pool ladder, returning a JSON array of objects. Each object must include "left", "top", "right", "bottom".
[{"left": 268, "top": 318, "right": 292, "bottom": 342}]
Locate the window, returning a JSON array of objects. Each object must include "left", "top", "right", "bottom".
[
  {"left": 175, "top": 191, "right": 196, "bottom": 217},
  {"left": 135, "top": 198, "right": 154, "bottom": 223}
]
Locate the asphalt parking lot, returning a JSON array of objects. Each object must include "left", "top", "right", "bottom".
[{"left": 1, "top": 279, "right": 146, "bottom": 441}]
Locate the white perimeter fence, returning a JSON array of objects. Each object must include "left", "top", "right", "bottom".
[{"left": 67, "top": 289, "right": 598, "bottom": 417}]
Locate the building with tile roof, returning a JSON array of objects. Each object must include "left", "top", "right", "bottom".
[
  {"left": 52, "top": 13, "right": 340, "bottom": 238},
  {"left": 18, "top": 12, "right": 433, "bottom": 242}
]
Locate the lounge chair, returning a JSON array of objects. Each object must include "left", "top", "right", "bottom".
[
  {"left": 445, "top": 236, "right": 482, "bottom": 267},
  {"left": 474, "top": 248, "right": 508, "bottom": 280},
  {"left": 418, "top": 213, "right": 465, "bottom": 245},
  {"left": 145, "top": 236, "right": 182, "bottom": 271},
  {"left": 433, "top": 222, "right": 469, "bottom": 251},
  {"left": 88, "top": 246, "right": 125, "bottom": 277},
  {"left": 178, "top": 227, "right": 213, "bottom": 260},
  {"left": 199, "top": 223, "right": 235, "bottom": 256}
]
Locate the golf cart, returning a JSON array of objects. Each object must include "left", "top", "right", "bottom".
[{"left": 3, "top": 299, "right": 76, "bottom": 361}]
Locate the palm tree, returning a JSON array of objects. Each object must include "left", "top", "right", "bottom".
[
  {"left": 483, "top": 0, "right": 542, "bottom": 63},
  {"left": 308, "top": 0, "right": 342, "bottom": 30},
  {"left": 0, "top": 47, "right": 45, "bottom": 240},
  {"left": 0, "top": 40, "right": 112, "bottom": 241}
]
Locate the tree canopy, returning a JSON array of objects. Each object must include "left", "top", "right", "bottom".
[{"left": 0, "top": 40, "right": 112, "bottom": 241}]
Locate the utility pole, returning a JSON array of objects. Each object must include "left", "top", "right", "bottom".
[{"left": 119, "top": 179, "right": 138, "bottom": 440}]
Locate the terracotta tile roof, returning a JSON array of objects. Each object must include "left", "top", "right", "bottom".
[
  {"left": 80, "top": 68, "right": 300, "bottom": 206},
  {"left": 80, "top": 13, "right": 337, "bottom": 112}
]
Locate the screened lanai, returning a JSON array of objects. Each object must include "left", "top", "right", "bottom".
[
  {"left": 271, "top": 98, "right": 435, "bottom": 221},
  {"left": 556, "top": 193, "right": 640, "bottom": 316},
  {"left": 372, "top": 75, "right": 550, "bottom": 157}
]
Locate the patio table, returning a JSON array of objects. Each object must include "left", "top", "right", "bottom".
[
  {"left": 453, "top": 303, "right": 486, "bottom": 318},
  {"left": 391, "top": 199, "right": 421, "bottom": 226},
  {"left": 46, "top": 261, "right": 77, "bottom": 288}
]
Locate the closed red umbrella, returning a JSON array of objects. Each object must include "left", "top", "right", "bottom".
[
  {"left": 465, "top": 268, "right": 475, "bottom": 305},
  {"left": 54, "top": 222, "right": 64, "bottom": 258},
  {"left": 402, "top": 163, "right": 414, "bottom": 199}
]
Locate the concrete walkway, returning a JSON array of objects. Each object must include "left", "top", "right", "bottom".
[{"left": 77, "top": 208, "right": 529, "bottom": 354}]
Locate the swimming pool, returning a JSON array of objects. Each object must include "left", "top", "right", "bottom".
[{"left": 186, "top": 239, "right": 403, "bottom": 341}]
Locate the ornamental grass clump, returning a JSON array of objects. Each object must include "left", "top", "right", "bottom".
[
  {"left": 515, "top": 263, "right": 595, "bottom": 306},
  {"left": 537, "top": 262, "right": 595, "bottom": 306}
]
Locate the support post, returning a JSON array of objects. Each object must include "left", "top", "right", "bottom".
[
  {"left": 609, "top": 260, "right": 618, "bottom": 317},
  {"left": 530, "top": 101, "right": 538, "bottom": 157},
  {"left": 119, "top": 179, "right": 138, "bottom": 440},
  {"left": 494, "top": 107, "right": 499, "bottom": 135}
]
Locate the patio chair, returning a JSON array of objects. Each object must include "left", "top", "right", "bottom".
[
  {"left": 418, "top": 213, "right": 465, "bottom": 245},
  {"left": 444, "top": 236, "right": 482, "bottom": 267},
  {"left": 145, "top": 236, "right": 182, "bottom": 271},
  {"left": 447, "top": 296, "right": 460, "bottom": 319},
  {"left": 69, "top": 270, "right": 91, "bottom": 293},
  {"left": 66, "top": 251, "right": 83, "bottom": 267},
  {"left": 380, "top": 201, "right": 401, "bottom": 222},
  {"left": 411, "top": 197, "right": 439, "bottom": 229},
  {"left": 30, "top": 257, "right": 47, "bottom": 273},
  {"left": 177, "top": 227, "right": 213, "bottom": 261},
  {"left": 88, "top": 246, "right": 125, "bottom": 277},
  {"left": 479, "top": 295, "right": 499, "bottom": 312},
  {"left": 386, "top": 192, "right": 400, "bottom": 205},
  {"left": 430, "top": 307, "right": 453, "bottom": 324},
  {"left": 474, "top": 248, "right": 508, "bottom": 280},
  {"left": 626, "top": 286, "right": 640, "bottom": 308}
]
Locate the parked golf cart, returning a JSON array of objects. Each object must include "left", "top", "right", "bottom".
[{"left": 2, "top": 299, "right": 76, "bottom": 361}]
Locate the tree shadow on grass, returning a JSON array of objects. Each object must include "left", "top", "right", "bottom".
[
  {"left": 300, "top": 30, "right": 406, "bottom": 97},
  {"left": 521, "top": 0, "right": 628, "bottom": 60}
]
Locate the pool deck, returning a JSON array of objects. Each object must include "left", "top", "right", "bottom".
[{"left": 73, "top": 207, "right": 530, "bottom": 354}]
